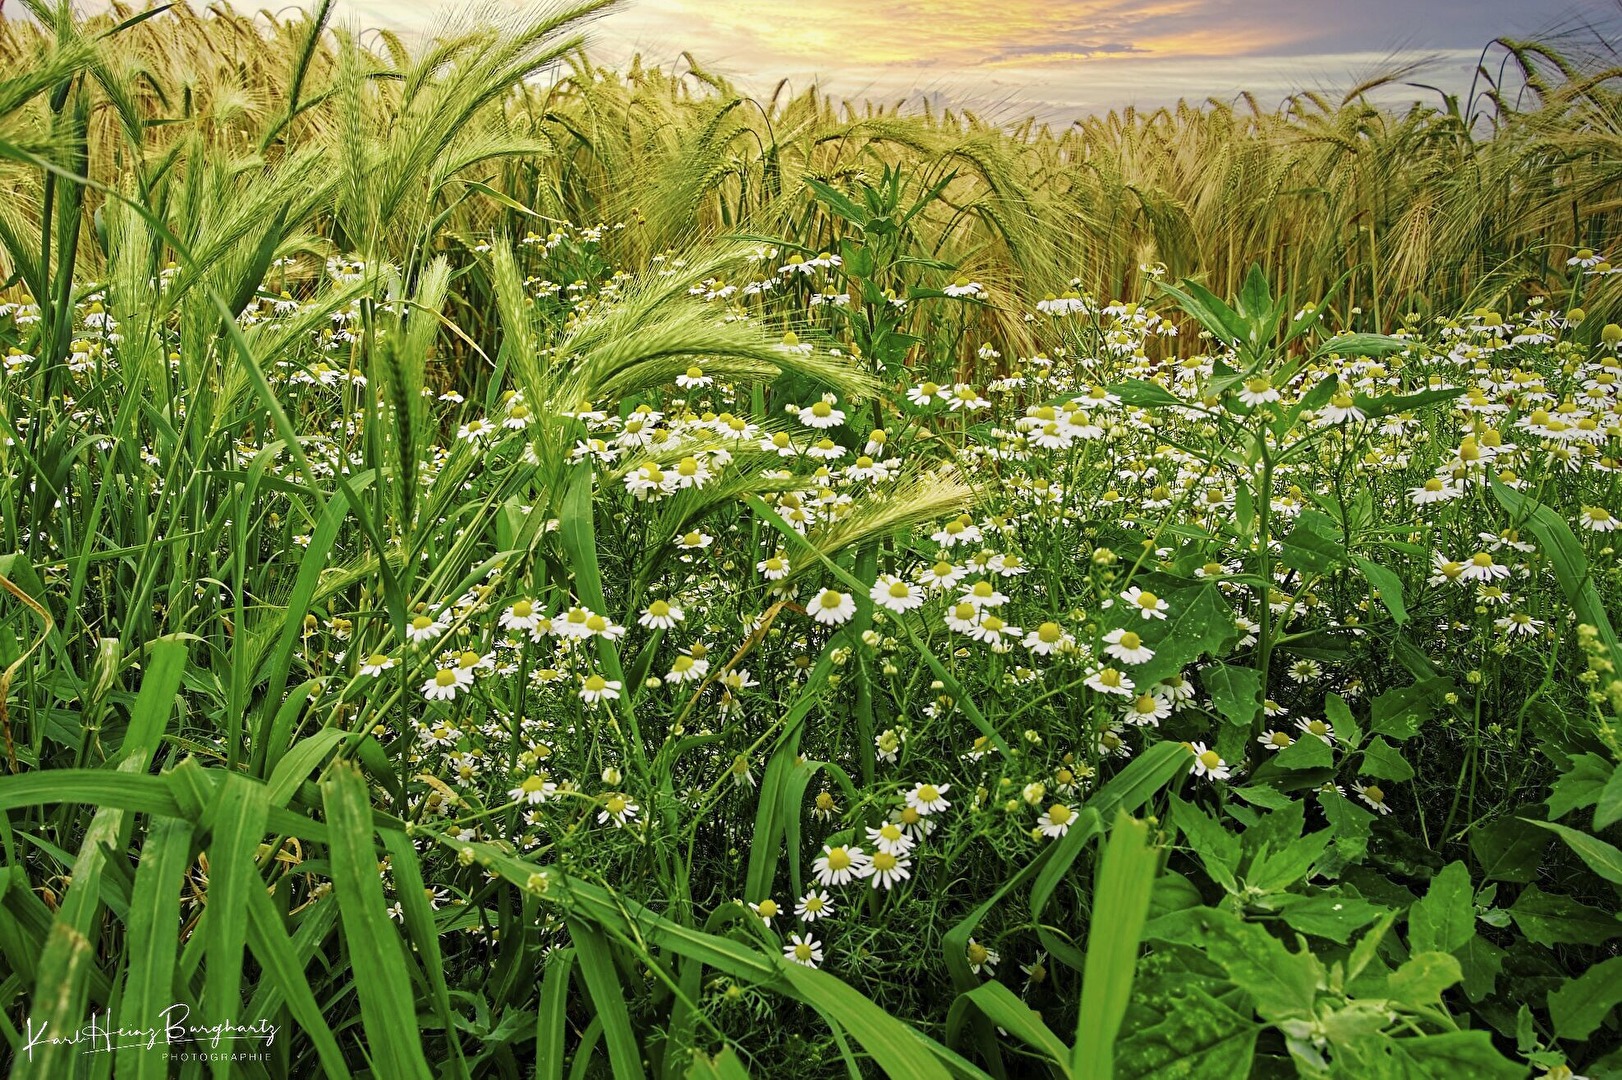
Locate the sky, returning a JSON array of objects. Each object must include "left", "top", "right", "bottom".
[{"left": 114, "top": 0, "right": 1622, "bottom": 119}]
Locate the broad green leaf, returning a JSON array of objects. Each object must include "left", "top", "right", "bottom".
[
  {"left": 1369, "top": 678, "right": 1450, "bottom": 741},
  {"left": 1355, "top": 556, "right": 1408, "bottom": 625},
  {"left": 1273, "top": 892, "right": 1386, "bottom": 944},
  {"left": 1548, "top": 754, "right": 1613, "bottom": 820},
  {"left": 1273, "top": 734, "right": 1332, "bottom": 770},
  {"left": 117, "top": 815, "right": 195, "bottom": 1080},
  {"left": 1469, "top": 817, "right": 1548, "bottom": 883},
  {"left": 570, "top": 919, "right": 647, "bottom": 1080},
  {"left": 1386, "top": 951, "right": 1463, "bottom": 1010},
  {"left": 1597, "top": 768, "right": 1622, "bottom": 831},
  {"left": 1509, "top": 884, "right": 1622, "bottom": 947},
  {"left": 202, "top": 773, "right": 270, "bottom": 1075},
  {"left": 1533, "top": 820, "right": 1622, "bottom": 884},
  {"left": 1330, "top": 1029, "right": 1522, "bottom": 1078},
  {"left": 1145, "top": 906, "right": 1321, "bottom": 1021},
  {"left": 1204, "top": 663, "right": 1262, "bottom": 727},
  {"left": 1360, "top": 737, "right": 1414, "bottom": 782},
  {"left": 1408, "top": 862, "right": 1475, "bottom": 955},
  {"left": 1493, "top": 479, "right": 1622, "bottom": 672},
  {"left": 1113, "top": 984, "right": 1258, "bottom": 1079},
  {"left": 1171, "top": 797, "right": 1240, "bottom": 894},
  {"left": 1279, "top": 510, "right": 1347, "bottom": 576},
  {"left": 1548, "top": 956, "right": 1622, "bottom": 1041}
]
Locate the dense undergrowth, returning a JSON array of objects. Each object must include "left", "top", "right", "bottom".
[{"left": 2, "top": 1, "right": 1622, "bottom": 1078}]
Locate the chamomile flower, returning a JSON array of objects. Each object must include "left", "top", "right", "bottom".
[
  {"left": 1295, "top": 718, "right": 1335, "bottom": 745},
  {"left": 597, "top": 793, "right": 639, "bottom": 827},
  {"left": 1353, "top": 781, "right": 1393, "bottom": 815},
  {"left": 965, "top": 938, "right": 1000, "bottom": 975},
  {"left": 907, "top": 380, "right": 945, "bottom": 406},
  {"left": 1188, "top": 742, "right": 1230, "bottom": 781},
  {"left": 795, "top": 890, "right": 834, "bottom": 921},
  {"left": 758, "top": 553, "right": 791, "bottom": 579},
  {"left": 1579, "top": 506, "right": 1619, "bottom": 532},
  {"left": 359, "top": 653, "right": 395, "bottom": 677},
  {"left": 1116, "top": 586, "right": 1169, "bottom": 620},
  {"left": 422, "top": 665, "right": 473, "bottom": 702},
  {"left": 917, "top": 560, "right": 968, "bottom": 590},
  {"left": 1102, "top": 628, "right": 1155, "bottom": 664},
  {"left": 797, "top": 396, "right": 846, "bottom": 429},
  {"left": 579, "top": 674, "right": 622, "bottom": 704},
  {"left": 1459, "top": 551, "right": 1509, "bottom": 582},
  {"left": 1121, "top": 692, "right": 1171, "bottom": 726},
  {"left": 959, "top": 579, "right": 1009, "bottom": 609},
  {"left": 1317, "top": 392, "right": 1367, "bottom": 425},
  {"left": 865, "top": 821, "right": 915, "bottom": 856},
  {"left": 866, "top": 849, "right": 912, "bottom": 889},
  {"left": 1024, "top": 621, "right": 1075, "bottom": 655},
  {"left": 1258, "top": 731, "right": 1294, "bottom": 751},
  {"left": 499, "top": 599, "right": 543, "bottom": 632},
  {"left": 1037, "top": 803, "right": 1076, "bottom": 837},
  {"left": 638, "top": 599, "right": 684, "bottom": 629},
  {"left": 1084, "top": 665, "right": 1135, "bottom": 697},
  {"left": 813, "top": 844, "right": 868, "bottom": 886},
  {"left": 1495, "top": 611, "right": 1543, "bottom": 636},
  {"left": 784, "top": 933, "right": 823, "bottom": 968},
  {"left": 810, "top": 588, "right": 857, "bottom": 625},
  {"left": 406, "top": 612, "right": 448, "bottom": 643},
  {"left": 509, "top": 773, "right": 557, "bottom": 805},
  {"left": 749, "top": 898, "right": 781, "bottom": 926},
  {"left": 945, "top": 601, "right": 983, "bottom": 635},
  {"left": 870, "top": 574, "right": 924, "bottom": 613},
  {"left": 1410, "top": 477, "right": 1461, "bottom": 505},
  {"left": 904, "top": 782, "right": 951, "bottom": 815}
]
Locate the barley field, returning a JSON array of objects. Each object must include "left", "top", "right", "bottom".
[{"left": 2, "top": 1, "right": 1622, "bottom": 1077}]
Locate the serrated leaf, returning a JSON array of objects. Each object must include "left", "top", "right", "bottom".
[
  {"left": 1597, "top": 769, "right": 1622, "bottom": 831},
  {"left": 1533, "top": 820, "right": 1622, "bottom": 884},
  {"left": 1279, "top": 510, "right": 1347, "bottom": 576},
  {"left": 1114, "top": 984, "right": 1258, "bottom": 1079},
  {"left": 1273, "top": 892, "right": 1387, "bottom": 944},
  {"left": 1549, "top": 753, "right": 1613, "bottom": 820},
  {"left": 1369, "top": 678, "right": 1449, "bottom": 741},
  {"left": 1409, "top": 862, "right": 1475, "bottom": 955},
  {"left": 1273, "top": 734, "right": 1332, "bottom": 770},
  {"left": 1469, "top": 817, "right": 1548, "bottom": 884},
  {"left": 1387, "top": 951, "right": 1464, "bottom": 1009},
  {"left": 1355, "top": 556, "right": 1409, "bottom": 625},
  {"left": 1361, "top": 737, "right": 1414, "bottom": 782},
  {"left": 1204, "top": 663, "right": 1263, "bottom": 727},
  {"left": 1548, "top": 956, "right": 1622, "bottom": 1041},
  {"left": 1509, "top": 884, "right": 1622, "bottom": 947}
]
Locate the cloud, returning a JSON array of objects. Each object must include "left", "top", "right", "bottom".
[{"left": 67, "top": 0, "right": 1617, "bottom": 117}]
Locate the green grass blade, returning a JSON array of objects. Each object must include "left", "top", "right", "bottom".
[
  {"left": 567, "top": 919, "right": 647, "bottom": 1080},
  {"left": 322, "top": 760, "right": 434, "bottom": 1080},
  {"left": 536, "top": 946, "right": 577, "bottom": 1080},
  {"left": 117, "top": 813, "right": 194, "bottom": 1080},
  {"left": 1071, "top": 813, "right": 1160, "bottom": 1080},
  {"left": 201, "top": 773, "right": 270, "bottom": 1078}
]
